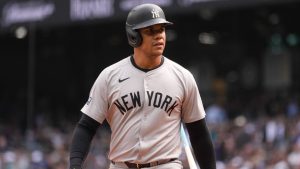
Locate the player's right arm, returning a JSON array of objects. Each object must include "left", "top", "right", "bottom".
[
  {"left": 69, "top": 113, "right": 100, "bottom": 169},
  {"left": 69, "top": 67, "right": 110, "bottom": 169}
]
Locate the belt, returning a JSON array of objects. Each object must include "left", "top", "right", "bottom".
[{"left": 112, "top": 158, "right": 177, "bottom": 169}]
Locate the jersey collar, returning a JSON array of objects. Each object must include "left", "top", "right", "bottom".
[{"left": 130, "top": 55, "right": 164, "bottom": 72}]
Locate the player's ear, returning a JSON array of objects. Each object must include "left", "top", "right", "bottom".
[{"left": 126, "top": 26, "right": 142, "bottom": 48}]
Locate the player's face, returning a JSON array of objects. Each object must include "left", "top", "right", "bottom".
[{"left": 139, "top": 24, "right": 166, "bottom": 57}]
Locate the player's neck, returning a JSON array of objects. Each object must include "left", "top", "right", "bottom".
[{"left": 132, "top": 53, "right": 162, "bottom": 69}]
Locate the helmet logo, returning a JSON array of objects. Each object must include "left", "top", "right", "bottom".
[{"left": 151, "top": 9, "right": 160, "bottom": 18}]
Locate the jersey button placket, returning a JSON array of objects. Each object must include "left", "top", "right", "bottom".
[
  {"left": 137, "top": 76, "right": 148, "bottom": 161},
  {"left": 137, "top": 76, "right": 150, "bottom": 160},
  {"left": 143, "top": 76, "right": 149, "bottom": 119}
]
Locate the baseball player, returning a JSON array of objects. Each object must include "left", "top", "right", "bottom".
[{"left": 69, "top": 3, "right": 216, "bottom": 169}]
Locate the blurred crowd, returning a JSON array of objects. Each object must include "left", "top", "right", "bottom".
[
  {"left": 0, "top": 91, "right": 299, "bottom": 169},
  {"left": 208, "top": 112, "right": 300, "bottom": 169},
  {"left": 205, "top": 91, "right": 300, "bottom": 169}
]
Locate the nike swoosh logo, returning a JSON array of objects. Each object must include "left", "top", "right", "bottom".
[{"left": 118, "top": 77, "right": 130, "bottom": 83}]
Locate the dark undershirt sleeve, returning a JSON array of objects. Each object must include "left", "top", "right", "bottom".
[
  {"left": 186, "top": 118, "right": 216, "bottom": 169},
  {"left": 69, "top": 113, "right": 100, "bottom": 169}
]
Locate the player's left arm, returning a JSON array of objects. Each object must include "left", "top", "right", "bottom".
[{"left": 186, "top": 118, "right": 216, "bottom": 169}]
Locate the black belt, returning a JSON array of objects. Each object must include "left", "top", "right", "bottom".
[{"left": 113, "top": 158, "right": 177, "bottom": 169}]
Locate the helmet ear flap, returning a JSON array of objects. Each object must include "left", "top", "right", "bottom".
[{"left": 126, "top": 25, "right": 142, "bottom": 48}]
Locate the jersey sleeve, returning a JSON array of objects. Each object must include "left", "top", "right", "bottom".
[
  {"left": 81, "top": 69, "right": 108, "bottom": 124},
  {"left": 181, "top": 71, "right": 206, "bottom": 123}
]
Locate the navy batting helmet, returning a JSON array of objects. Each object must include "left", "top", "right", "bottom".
[{"left": 125, "top": 3, "right": 173, "bottom": 47}]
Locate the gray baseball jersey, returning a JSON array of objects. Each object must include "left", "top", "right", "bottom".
[{"left": 81, "top": 56, "right": 206, "bottom": 163}]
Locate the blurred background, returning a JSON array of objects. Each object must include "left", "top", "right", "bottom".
[{"left": 0, "top": 0, "right": 300, "bottom": 169}]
